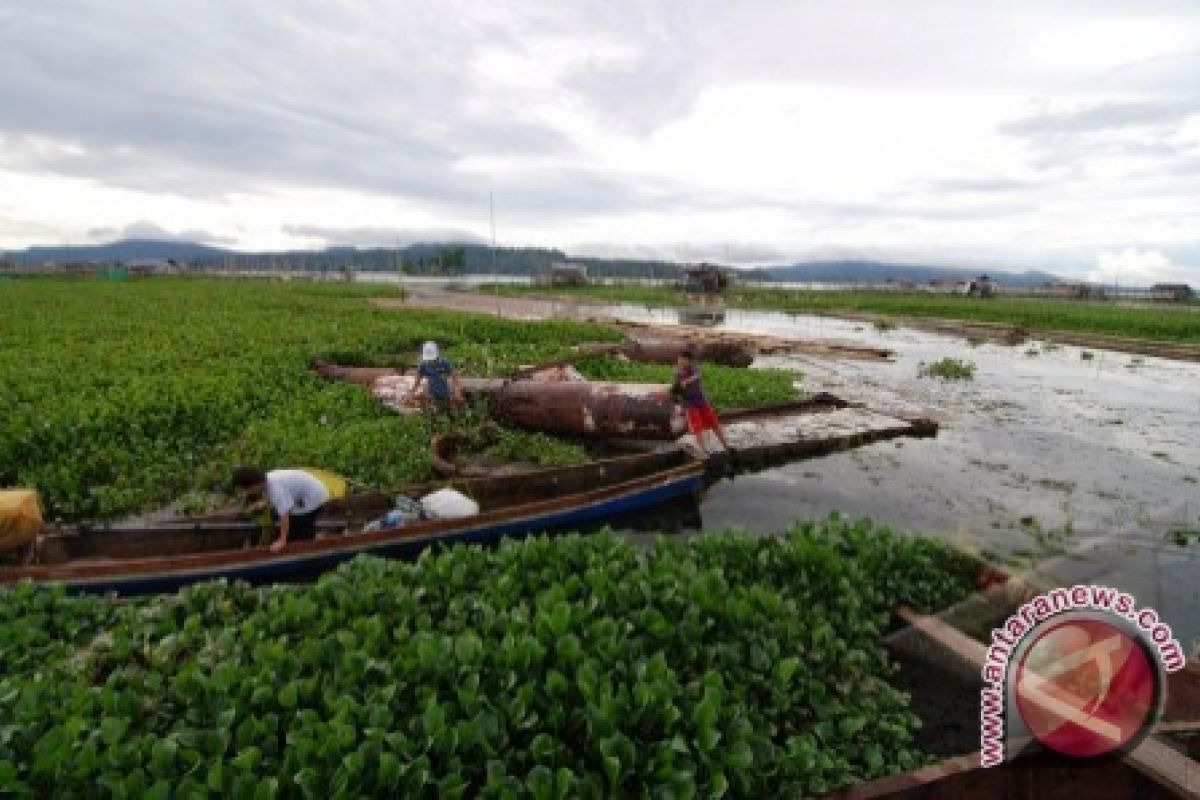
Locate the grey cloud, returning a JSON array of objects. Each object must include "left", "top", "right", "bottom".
[
  {"left": 2, "top": 0, "right": 1200, "bottom": 271},
  {"left": 0, "top": 0, "right": 588, "bottom": 209},
  {"left": 1000, "top": 100, "right": 1199, "bottom": 138},
  {"left": 571, "top": 240, "right": 790, "bottom": 266},
  {"left": 282, "top": 225, "right": 486, "bottom": 248},
  {"left": 86, "top": 221, "right": 237, "bottom": 245},
  {"left": 686, "top": 191, "right": 1033, "bottom": 223},
  {"left": 925, "top": 178, "right": 1039, "bottom": 193}
]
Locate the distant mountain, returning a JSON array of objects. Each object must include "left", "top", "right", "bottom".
[
  {"left": 1, "top": 238, "right": 683, "bottom": 279},
  {"left": 3, "top": 239, "right": 1065, "bottom": 286},
  {"left": 751, "top": 260, "right": 1062, "bottom": 287},
  {"left": 7, "top": 239, "right": 230, "bottom": 264}
]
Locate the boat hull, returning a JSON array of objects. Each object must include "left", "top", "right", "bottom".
[{"left": 4, "top": 462, "right": 703, "bottom": 595}]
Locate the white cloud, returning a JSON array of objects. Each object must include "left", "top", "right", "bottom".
[
  {"left": 0, "top": 0, "right": 1198, "bottom": 278},
  {"left": 1088, "top": 247, "right": 1191, "bottom": 285}
]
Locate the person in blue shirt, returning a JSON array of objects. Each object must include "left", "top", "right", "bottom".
[
  {"left": 411, "top": 341, "right": 465, "bottom": 475},
  {"left": 412, "top": 340, "right": 464, "bottom": 415}
]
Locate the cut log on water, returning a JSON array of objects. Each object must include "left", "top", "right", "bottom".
[
  {"left": 601, "top": 321, "right": 895, "bottom": 361},
  {"left": 316, "top": 360, "right": 686, "bottom": 437},
  {"left": 488, "top": 381, "right": 686, "bottom": 439},
  {"left": 312, "top": 360, "right": 400, "bottom": 387},
  {"left": 369, "top": 375, "right": 503, "bottom": 413},
  {"left": 626, "top": 339, "right": 754, "bottom": 367},
  {"left": 574, "top": 339, "right": 755, "bottom": 367}
]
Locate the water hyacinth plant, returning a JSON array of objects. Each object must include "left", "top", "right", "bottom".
[{"left": 0, "top": 519, "right": 976, "bottom": 797}]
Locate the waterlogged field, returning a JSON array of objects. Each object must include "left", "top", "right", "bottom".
[
  {"left": 487, "top": 284, "right": 1200, "bottom": 344},
  {"left": 0, "top": 524, "right": 976, "bottom": 797},
  {"left": 0, "top": 278, "right": 800, "bottom": 520}
]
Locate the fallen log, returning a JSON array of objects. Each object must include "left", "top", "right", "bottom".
[
  {"left": 316, "top": 361, "right": 686, "bottom": 438},
  {"left": 312, "top": 360, "right": 400, "bottom": 387},
  {"left": 609, "top": 321, "right": 894, "bottom": 361},
  {"left": 575, "top": 339, "right": 755, "bottom": 367},
  {"left": 489, "top": 380, "right": 685, "bottom": 439}
]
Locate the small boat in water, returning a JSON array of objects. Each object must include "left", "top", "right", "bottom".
[{"left": 1, "top": 450, "right": 703, "bottom": 595}]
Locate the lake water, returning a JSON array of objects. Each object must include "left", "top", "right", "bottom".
[{"left": 600, "top": 304, "right": 1200, "bottom": 647}]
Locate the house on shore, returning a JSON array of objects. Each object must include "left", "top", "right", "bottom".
[
  {"left": 1149, "top": 283, "right": 1194, "bottom": 303},
  {"left": 679, "top": 265, "right": 730, "bottom": 294},
  {"left": 536, "top": 262, "right": 589, "bottom": 287}
]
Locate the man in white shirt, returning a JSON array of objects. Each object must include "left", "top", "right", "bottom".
[{"left": 231, "top": 467, "right": 331, "bottom": 553}]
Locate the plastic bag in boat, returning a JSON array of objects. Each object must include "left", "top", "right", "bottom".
[
  {"left": 362, "top": 496, "right": 429, "bottom": 533},
  {"left": 0, "top": 490, "right": 43, "bottom": 551},
  {"left": 419, "top": 488, "right": 479, "bottom": 520}
]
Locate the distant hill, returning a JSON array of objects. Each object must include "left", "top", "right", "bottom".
[
  {"left": 748, "top": 261, "right": 1061, "bottom": 287},
  {"left": 8, "top": 239, "right": 230, "bottom": 264},
  {"left": 4, "top": 239, "right": 1064, "bottom": 286},
  {"left": 2, "top": 239, "right": 683, "bottom": 279}
]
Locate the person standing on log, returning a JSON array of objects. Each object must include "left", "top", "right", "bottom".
[
  {"left": 411, "top": 341, "right": 464, "bottom": 475},
  {"left": 412, "top": 340, "right": 464, "bottom": 415},
  {"left": 673, "top": 347, "right": 734, "bottom": 458}
]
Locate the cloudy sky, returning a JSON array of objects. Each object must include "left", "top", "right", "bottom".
[{"left": 1, "top": 1, "right": 1198, "bottom": 280}]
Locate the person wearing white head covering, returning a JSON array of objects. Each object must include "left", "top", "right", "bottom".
[{"left": 411, "top": 340, "right": 463, "bottom": 413}]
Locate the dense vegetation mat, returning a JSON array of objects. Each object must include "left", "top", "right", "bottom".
[
  {"left": 0, "top": 278, "right": 800, "bottom": 520},
  {"left": 0, "top": 519, "right": 975, "bottom": 798}
]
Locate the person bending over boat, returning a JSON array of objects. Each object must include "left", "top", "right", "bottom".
[
  {"left": 231, "top": 467, "right": 330, "bottom": 553},
  {"left": 673, "top": 347, "right": 734, "bottom": 458}
]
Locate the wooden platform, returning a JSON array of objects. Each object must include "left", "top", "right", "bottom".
[{"left": 680, "top": 398, "right": 938, "bottom": 469}]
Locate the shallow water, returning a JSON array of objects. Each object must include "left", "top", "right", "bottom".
[{"left": 602, "top": 304, "right": 1200, "bottom": 646}]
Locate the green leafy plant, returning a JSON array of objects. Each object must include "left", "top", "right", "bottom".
[
  {"left": 0, "top": 279, "right": 620, "bottom": 519},
  {"left": 573, "top": 356, "right": 799, "bottom": 410},
  {"left": 0, "top": 520, "right": 976, "bottom": 797}
]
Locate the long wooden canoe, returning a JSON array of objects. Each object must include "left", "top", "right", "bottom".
[{"left": 1, "top": 450, "right": 704, "bottom": 595}]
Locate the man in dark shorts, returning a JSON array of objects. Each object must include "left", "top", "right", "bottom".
[
  {"left": 231, "top": 467, "right": 330, "bottom": 552},
  {"left": 412, "top": 340, "right": 464, "bottom": 415},
  {"left": 411, "top": 341, "right": 465, "bottom": 475},
  {"left": 673, "top": 347, "right": 734, "bottom": 458}
]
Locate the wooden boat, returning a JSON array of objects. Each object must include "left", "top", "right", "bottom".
[{"left": 1, "top": 450, "right": 703, "bottom": 596}]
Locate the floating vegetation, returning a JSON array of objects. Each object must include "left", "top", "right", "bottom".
[
  {"left": 918, "top": 358, "right": 976, "bottom": 381},
  {"left": 0, "top": 522, "right": 976, "bottom": 797}
]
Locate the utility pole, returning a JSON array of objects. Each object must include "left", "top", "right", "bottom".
[
  {"left": 490, "top": 190, "right": 497, "bottom": 277},
  {"left": 490, "top": 190, "right": 500, "bottom": 315}
]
